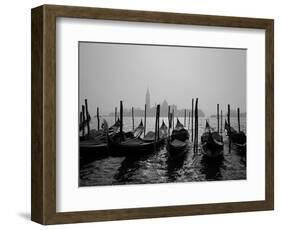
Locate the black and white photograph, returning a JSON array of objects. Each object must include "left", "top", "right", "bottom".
[{"left": 78, "top": 42, "right": 247, "bottom": 187}]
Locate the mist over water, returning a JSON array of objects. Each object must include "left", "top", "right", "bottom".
[{"left": 79, "top": 42, "right": 246, "bottom": 116}]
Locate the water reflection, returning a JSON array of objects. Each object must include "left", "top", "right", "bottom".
[
  {"left": 114, "top": 154, "right": 152, "bottom": 183},
  {"left": 79, "top": 117, "right": 247, "bottom": 186},
  {"left": 167, "top": 152, "right": 187, "bottom": 182},
  {"left": 200, "top": 155, "right": 224, "bottom": 180}
]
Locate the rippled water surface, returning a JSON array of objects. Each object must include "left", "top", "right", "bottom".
[{"left": 79, "top": 117, "right": 246, "bottom": 186}]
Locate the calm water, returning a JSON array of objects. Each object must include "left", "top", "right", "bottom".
[{"left": 79, "top": 116, "right": 246, "bottom": 186}]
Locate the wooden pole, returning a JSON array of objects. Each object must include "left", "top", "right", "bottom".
[
  {"left": 115, "top": 107, "right": 117, "bottom": 123},
  {"left": 188, "top": 111, "right": 190, "bottom": 130},
  {"left": 154, "top": 105, "right": 158, "bottom": 144},
  {"left": 237, "top": 107, "right": 241, "bottom": 133},
  {"left": 157, "top": 105, "right": 160, "bottom": 140},
  {"left": 197, "top": 99, "right": 199, "bottom": 152},
  {"left": 191, "top": 98, "right": 194, "bottom": 142},
  {"left": 172, "top": 109, "right": 175, "bottom": 130},
  {"left": 227, "top": 104, "right": 231, "bottom": 130},
  {"left": 82, "top": 105, "right": 85, "bottom": 137},
  {"left": 194, "top": 98, "right": 198, "bottom": 153},
  {"left": 197, "top": 98, "right": 199, "bottom": 152},
  {"left": 144, "top": 104, "right": 147, "bottom": 136},
  {"left": 96, "top": 107, "right": 100, "bottom": 131},
  {"left": 220, "top": 110, "right": 223, "bottom": 134},
  {"left": 120, "top": 101, "right": 123, "bottom": 141},
  {"left": 168, "top": 105, "right": 171, "bottom": 137},
  {"left": 217, "top": 104, "right": 219, "bottom": 132},
  {"left": 132, "top": 107, "right": 134, "bottom": 131},
  {"left": 227, "top": 104, "right": 231, "bottom": 152},
  {"left": 184, "top": 109, "right": 187, "bottom": 127},
  {"left": 168, "top": 106, "right": 170, "bottom": 125},
  {"left": 85, "top": 99, "right": 90, "bottom": 135}
]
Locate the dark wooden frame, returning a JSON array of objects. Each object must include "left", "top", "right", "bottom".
[{"left": 31, "top": 4, "right": 274, "bottom": 225}]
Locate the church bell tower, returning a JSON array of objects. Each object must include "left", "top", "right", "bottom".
[{"left": 145, "top": 88, "right": 150, "bottom": 109}]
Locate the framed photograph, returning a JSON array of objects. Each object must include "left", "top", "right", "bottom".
[{"left": 31, "top": 4, "right": 274, "bottom": 225}]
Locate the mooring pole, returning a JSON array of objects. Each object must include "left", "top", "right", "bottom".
[
  {"left": 132, "top": 107, "right": 134, "bottom": 131},
  {"left": 82, "top": 105, "right": 85, "bottom": 137},
  {"left": 220, "top": 110, "right": 223, "bottom": 134},
  {"left": 154, "top": 105, "right": 158, "bottom": 147},
  {"left": 144, "top": 104, "right": 147, "bottom": 137},
  {"left": 188, "top": 111, "right": 190, "bottom": 130},
  {"left": 168, "top": 105, "right": 171, "bottom": 137},
  {"left": 227, "top": 104, "right": 231, "bottom": 152},
  {"left": 227, "top": 104, "right": 231, "bottom": 130},
  {"left": 168, "top": 105, "right": 170, "bottom": 125},
  {"left": 184, "top": 109, "right": 187, "bottom": 127},
  {"left": 197, "top": 98, "right": 199, "bottom": 153},
  {"left": 85, "top": 99, "right": 90, "bottom": 136},
  {"left": 120, "top": 101, "right": 124, "bottom": 141},
  {"left": 96, "top": 107, "right": 100, "bottom": 131},
  {"left": 237, "top": 107, "right": 241, "bottom": 133},
  {"left": 157, "top": 105, "right": 160, "bottom": 141},
  {"left": 115, "top": 107, "right": 117, "bottom": 123},
  {"left": 217, "top": 104, "right": 219, "bottom": 133},
  {"left": 191, "top": 98, "right": 194, "bottom": 142},
  {"left": 194, "top": 98, "right": 198, "bottom": 153},
  {"left": 172, "top": 109, "right": 175, "bottom": 130}
]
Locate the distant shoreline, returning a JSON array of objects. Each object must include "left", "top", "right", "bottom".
[{"left": 92, "top": 115, "right": 207, "bottom": 118}]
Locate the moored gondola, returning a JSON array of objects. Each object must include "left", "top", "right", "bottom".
[
  {"left": 79, "top": 119, "right": 122, "bottom": 158},
  {"left": 201, "top": 121, "right": 224, "bottom": 158},
  {"left": 107, "top": 119, "right": 162, "bottom": 157},
  {"left": 171, "top": 118, "right": 189, "bottom": 141},
  {"left": 142, "top": 120, "right": 168, "bottom": 144},
  {"left": 225, "top": 120, "right": 246, "bottom": 152},
  {"left": 108, "top": 137, "right": 161, "bottom": 156},
  {"left": 80, "top": 119, "right": 144, "bottom": 159},
  {"left": 166, "top": 119, "right": 189, "bottom": 158}
]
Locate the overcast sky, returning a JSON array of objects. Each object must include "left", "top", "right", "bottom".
[{"left": 79, "top": 42, "right": 246, "bottom": 116}]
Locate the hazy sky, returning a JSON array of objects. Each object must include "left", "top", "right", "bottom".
[{"left": 79, "top": 42, "right": 246, "bottom": 116}]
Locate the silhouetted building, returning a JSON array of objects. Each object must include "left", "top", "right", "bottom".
[
  {"left": 145, "top": 88, "right": 151, "bottom": 110},
  {"left": 108, "top": 89, "right": 205, "bottom": 117}
]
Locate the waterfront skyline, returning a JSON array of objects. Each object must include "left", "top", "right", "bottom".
[{"left": 107, "top": 88, "right": 205, "bottom": 117}]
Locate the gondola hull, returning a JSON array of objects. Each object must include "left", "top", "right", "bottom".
[
  {"left": 230, "top": 133, "right": 246, "bottom": 153},
  {"left": 171, "top": 129, "right": 189, "bottom": 142},
  {"left": 109, "top": 138, "right": 163, "bottom": 157},
  {"left": 166, "top": 139, "right": 188, "bottom": 158},
  {"left": 166, "top": 119, "right": 189, "bottom": 158},
  {"left": 225, "top": 120, "right": 246, "bottom": 153},
  {"left": 201, "top": 126, "right": 224, "bottom": 158},
  {"left": 79, "top": 142, "right": 109, "bottom": 162},
  {"left": 201, "top": 142, "right": 223, "bottom": 158}
]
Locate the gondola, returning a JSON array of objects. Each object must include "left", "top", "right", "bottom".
[
  {"left": 80, "top": 131, "right": 109, "bottom": 160},
  {"left": 80, "top": 118, "right": 121, "bottom": 141},
  {"left": 166, "top": 119, "right": 189, "bottom": 158},
  {"left": 108, "top": 118, "right": 121, "bottom": 135},
  {"left": 225, "top": 120, "right": 246, "bottom": 152},
  {"left": 80, "top": 119, "right": 138, "bottom": 158},
  {"left": 171, "top": 118, "right": 189, "bottom": 141},
  {"left": 109, "top": 137, "right": 159, "bottom": 156},
  {"left": 131, "top": 119, "right": 144, "bottom": 138},
  {"left": 142, "top": 120, "right": 168, "bottom": 144},
  {"left": 201, "top": 121, "right": 224, "bottom": 158},
  {"left": 107, "top": 120, "right": 161, "bottom": 156}
]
